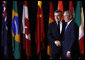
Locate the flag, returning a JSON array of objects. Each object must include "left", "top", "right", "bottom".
[
  {"left": 75, "top": 1, "right": 84, "bottom": 55},
  {"left": 69, "top": 1, "right": 75, "bottom": 18},
  {"left": 47, "top": 1, "right": 54, "bottom": 56},
  {"left": 22, "top": 1, "right": 31, "bottom": 57},
  {"left": 58, "top": 1, "right": 64, "bottom": 20},
  {"left": 35, "top": 1, "right": 45, "bottom": 55},
  {"left": 1, "top": 1, "right": 8, "bottom": 57},
  {"left": 12, "top": 1, "right": 21, "bottom": 59},
  {"left": 49, "top": 1, "right": 54, "bottom": 24},
  {"left": 22, "top": 1, "right": 26, "bottom": 50}
]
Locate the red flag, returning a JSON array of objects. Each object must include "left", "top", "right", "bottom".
[
  {"left": 47, "top": 1, "right": 54, "bottom": 56},
  {"left": 35, "top": 1, "right": 45, "bottom": 55},
  {"left": 79, "top": 5, "right": 84, "bottom": 55},
  {"left": 69, "top": 1, "right": 75, "bottom": 18},
  {"left": 49, "top": 1, "right": 54, "bottom": 24},
  {"left": 22, "top": 1, "right": 31, "bottom": 56},
  {"left": 58, "top": 1, "right": 64, "bottom": 20}
]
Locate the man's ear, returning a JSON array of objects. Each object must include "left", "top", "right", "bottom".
[{"left": 70, "top": 15, "right": 73, "bottom": 19}]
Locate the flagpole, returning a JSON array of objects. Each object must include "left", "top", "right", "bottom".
[
  {"left": 39, "top": 43, "right": 41, "bottom": 59},
  {"left": 27, "top": 55, "right": 29, "bottom": 59}
]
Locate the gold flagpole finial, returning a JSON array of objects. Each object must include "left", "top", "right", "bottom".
[{"left": 38, "top": 1, "right": 42, "bottom": 8}]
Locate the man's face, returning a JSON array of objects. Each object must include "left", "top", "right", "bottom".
[
  {"left": 64, "top": 12, "right": 70, "bottom": 23},
  {"left": 54, "top": 13, "right": 62, "bottom": 22}
]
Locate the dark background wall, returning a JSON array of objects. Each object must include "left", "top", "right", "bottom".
[{"left": 0, "top": 1, "right": 84, "bottom": 59}]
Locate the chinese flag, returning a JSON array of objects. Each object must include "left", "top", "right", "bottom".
[{"left": 35, "top": 1, "right": 45, "bottom": 55}]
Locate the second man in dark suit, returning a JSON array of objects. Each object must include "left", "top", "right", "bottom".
[
  {"left": 62, "top": 11, "right": 80, "bottom": 59},
  {"left": 47, "top": 10, "right": 66, "bottom": 59}
]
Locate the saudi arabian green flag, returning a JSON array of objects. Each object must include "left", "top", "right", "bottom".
[{"left": 12, "top": 1, "right": 21, "bottom": 59}]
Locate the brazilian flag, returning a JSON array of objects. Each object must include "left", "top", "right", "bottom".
[{"left": 12, "top": 1, "right": 21, "bottom": 59}]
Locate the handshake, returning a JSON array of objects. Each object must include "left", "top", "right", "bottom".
[{"left": 54, "top": 40, "right": 61, "bottom": 47}]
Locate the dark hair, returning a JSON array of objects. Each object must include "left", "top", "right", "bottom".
[{"left": 54, "top": 10, "right": 63, "bottom": 16}]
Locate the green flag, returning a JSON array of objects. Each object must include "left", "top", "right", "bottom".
[
  {"left": 75, "top": 1, "right": 84, "bottom": 55},
  {"left": 12, "top": 1, "right": 21, "bottom": 59}
]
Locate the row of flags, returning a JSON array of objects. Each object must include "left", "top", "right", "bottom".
[{"left": 1, "top": 1, "right": 84, "bottom": 59}]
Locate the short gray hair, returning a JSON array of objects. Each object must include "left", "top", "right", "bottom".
[
  {"left": 64, "top": 10, "right": 72, "bottom": 16},
  {"left": 64, "top": 10, "right": 74, "bottom": 19}
]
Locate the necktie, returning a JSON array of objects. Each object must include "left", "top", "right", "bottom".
[{"left": 65, "top": 24, "right": 68, "bottom": 31}]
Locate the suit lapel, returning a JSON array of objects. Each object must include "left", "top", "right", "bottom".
[
  {"left": 65, "top": 20, "right": 73, "bottom": 31},
  {"left": 61, "top": 21, "right": 65, "bottom": 35}
]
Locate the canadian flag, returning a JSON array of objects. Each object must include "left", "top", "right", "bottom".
[{"left": 22, "top": 1, "right": 31, "bottom": 57}]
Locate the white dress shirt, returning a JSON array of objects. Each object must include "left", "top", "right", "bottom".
[
  {"left": 65, "top": 20, "right": 72, "bottom": 31},
  {"left": 56, "top": 21, "right": 62, "bottom": 34}
]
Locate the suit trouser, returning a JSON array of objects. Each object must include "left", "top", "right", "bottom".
[
  {"left": 51, "top": 47, "right": 62, "bottom": 59},
  {"left": 51, "top": 52, "right": 61, "bottom": 59}
]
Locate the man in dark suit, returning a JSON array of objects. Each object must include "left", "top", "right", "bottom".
[
  {"left": 62, "top": 11, "right": 80, "bottom": 59},
  {"left": 47, "top": 10, "right": 66, "bottom": 59}
]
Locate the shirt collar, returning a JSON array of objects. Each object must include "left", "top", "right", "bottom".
[
  {"left": 67, "top": 20, "right": 72, "bottom": 25},
  {"left": 56, "top": 20, "right": 62, "bottom": 24}
]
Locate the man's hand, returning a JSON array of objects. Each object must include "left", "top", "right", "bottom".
[
  {"left": 54, "top": 40, "right": 61, "bottom": 47},
  {"left": 66, "top": 51, "right": 71, "bottom": 58}
]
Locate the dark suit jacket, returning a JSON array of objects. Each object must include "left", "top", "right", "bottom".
[
  {"left": 47, "top": 20, "right": 66, "bottom": 55},
  {"left": 62, "top": 20, "right": 80, "bottom": 58}
]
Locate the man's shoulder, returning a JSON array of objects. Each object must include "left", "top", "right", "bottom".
[
  {"left": 71, "top": 20, "right": 78, "bottom": 26},
  {"left": 69, "top": 20, "right": 79, "bottom": 29},
  {"left": 49, "top": 21, "right": 56, "bottom": 26}
]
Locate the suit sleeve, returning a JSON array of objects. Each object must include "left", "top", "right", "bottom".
[
  {"left": 47, "top": 24, "right": 55, "bottom": 46},
  {"left": 67, "top": 25, "right": 75, "bottom": 51}
]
